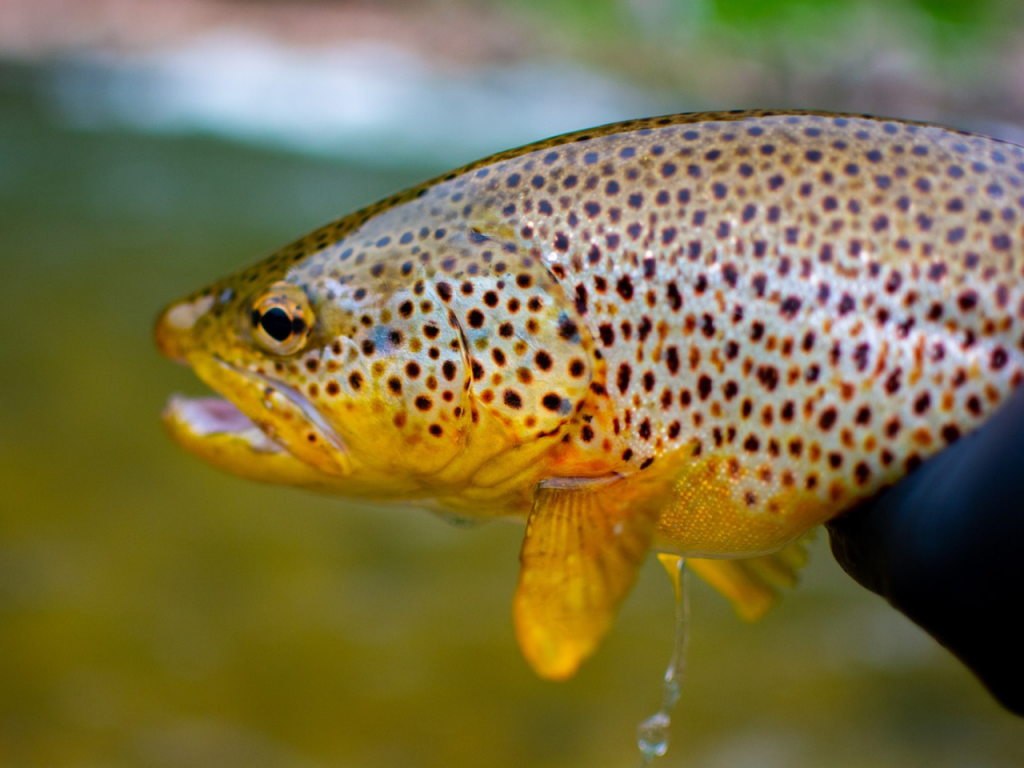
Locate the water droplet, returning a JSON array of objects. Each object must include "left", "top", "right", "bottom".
[{"left": 637, "top": 712, "right": 670, "bottom": 760}]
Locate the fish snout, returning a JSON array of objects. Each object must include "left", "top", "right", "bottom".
[{"left": 154, "top": 294, "right": 215, "bottom": 362}]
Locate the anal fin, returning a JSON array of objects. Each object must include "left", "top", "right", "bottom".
[
  {"left": 686, "top": 537, "right": 811, "bottom": 622},
  {"left": 514, "top": 474, "right": 664, "bottom": 680}
]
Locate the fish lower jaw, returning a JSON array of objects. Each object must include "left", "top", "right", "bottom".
[
  {"left": 163, "top": 395, "right": 283, "bottom": 453},
  {"left": 181, "top": 355, "right": 355, "bottom": 477},
  {"left": 162, "top": 393, "right": 355, "bottom": 489},
  {"left": 162, "top": 394, "right": 473, "bottom": 501}
]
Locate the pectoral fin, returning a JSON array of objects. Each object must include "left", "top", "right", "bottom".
[
  {"left": 686, "top": 537, "right": 811, "bottom": 621},
  {"left": 513, "top": 475, "right": 663, "bottom": 680}
]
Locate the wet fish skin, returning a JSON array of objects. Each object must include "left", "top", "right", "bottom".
[{"left": 156, "top": 111, "right": 1024, "bottom": 678}]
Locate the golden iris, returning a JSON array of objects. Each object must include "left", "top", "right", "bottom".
[{"left": 249, "top": 282, "right": 313, "bottom": 355}]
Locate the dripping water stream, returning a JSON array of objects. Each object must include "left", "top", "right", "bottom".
[{"left": 637, "top": 554, "right": 689, "bottom": 765}]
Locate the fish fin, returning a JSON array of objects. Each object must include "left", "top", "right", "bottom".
[
  {"left": 686, "top": 536, "right": 812, "bottom": 622},
  {"left": 513, "top": 475, "right": 662, "bottom": 680}
]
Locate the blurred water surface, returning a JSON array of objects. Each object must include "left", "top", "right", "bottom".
[
  {"left": 2, "top": 3, "right": 1024, "bottom": 763},
  {"left": 49, "top": 34, "right": 672, "bottom": 167}
]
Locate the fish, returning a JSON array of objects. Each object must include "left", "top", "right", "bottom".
[{"left": 155, "top": 110, "right": 1024, "bottom": 681}]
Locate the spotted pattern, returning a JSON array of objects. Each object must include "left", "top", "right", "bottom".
[
  {"left": 166, "top": 110, "right": 1024, "bottom": 530},
  {"left": 439, "top": 111, "right": 1024, "bottom": 522}
]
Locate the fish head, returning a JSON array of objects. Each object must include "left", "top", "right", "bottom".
[
  {"left": 155, "top": 234, "right": 476, "bottom": 498},
  {"left": 156, "top": 196, "right": 598, "bottom": 501}
]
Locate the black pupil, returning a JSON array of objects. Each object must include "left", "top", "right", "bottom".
[{"left": 260, "top": 307, "right": 294, "bottom": 342}]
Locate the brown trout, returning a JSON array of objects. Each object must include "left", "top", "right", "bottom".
[{"left": 155, "top": 110, "right": 1024, "bottom": 680}]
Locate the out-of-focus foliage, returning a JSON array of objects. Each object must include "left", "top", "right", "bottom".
[
  {"left": 504, "top": 0, "right": 1019, "bottom": 47},
  {"left": 490, "top": 0, "right": 1024, "bottom": 120}
]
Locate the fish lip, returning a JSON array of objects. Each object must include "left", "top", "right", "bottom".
[{"left": 212, "top": 356, "right": 350, "bottom": 457}]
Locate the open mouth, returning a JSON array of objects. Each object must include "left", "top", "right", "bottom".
[
  {"left": 164, "top": 357, "right": 350, "bottom": 477},
  {"left": 163, "top": 395, "right": 284, "bottom": 452}
]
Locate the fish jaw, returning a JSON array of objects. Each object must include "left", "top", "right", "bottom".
[
  {"left": 155, "top": 280, "right": 357, "bottom": 483},
  {"left": 156, "top": 296, "right": 439, "bottom": 499},
  {"left": 183, "top": 352, "right": 353, "bottom": 478},
  {"left": 162, "top": 395, "right": 338, "bottom": 489}
]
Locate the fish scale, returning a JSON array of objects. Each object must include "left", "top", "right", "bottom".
[
  {"left": 475, "top": 111, "right": 1024, "bottom": 554},
  {"left": 156, "top": 110, "right": 1024, "bottom": 680}
]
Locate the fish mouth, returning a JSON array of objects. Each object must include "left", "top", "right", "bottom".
[
  {"left": 163, "top": 356, "right": 352, "bottom": 479},
  {"left": 163, "top": 395, "right": 284, "bottom": 453}
]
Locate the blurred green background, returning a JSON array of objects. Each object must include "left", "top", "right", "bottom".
[{"left": 2, "top": 0, "right": 1024, "bottom": 765}]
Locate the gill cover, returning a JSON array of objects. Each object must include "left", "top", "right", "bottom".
[
  {"left": 260, "top": 268, "right": 475, "bottom": 480},
  {"left": 438, "top": 246, "right": 596, "bottom": 441}
]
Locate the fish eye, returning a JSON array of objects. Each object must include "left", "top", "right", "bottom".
[{"left": 249, "top": 282, "right": 313, "bottom": 355}]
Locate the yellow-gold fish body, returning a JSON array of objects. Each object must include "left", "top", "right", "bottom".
[{"left": 156, "top": 110, "right": 1024, "bottom": 679}]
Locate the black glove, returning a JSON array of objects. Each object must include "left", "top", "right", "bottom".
[{"left": 827, "top": 386, "right": 1024, "bottom": 716}]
